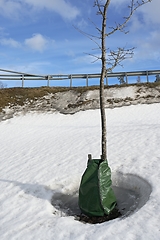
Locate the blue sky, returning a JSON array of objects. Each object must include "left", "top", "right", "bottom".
[{"left": 0, "top": 0, "right": 159, "bottom": 77}]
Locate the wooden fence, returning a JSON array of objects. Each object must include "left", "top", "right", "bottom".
[{"left": 0, "top": 68, "right": 160, "bottom": 88}]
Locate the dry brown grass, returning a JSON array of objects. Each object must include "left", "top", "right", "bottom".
[
  {"left": 0, "top": 82, "right": 159, "bottom": 112},
  {"left": 0, "top": 87, "right": 68, "bottom": 112}
]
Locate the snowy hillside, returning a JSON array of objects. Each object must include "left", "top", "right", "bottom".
[{"left": 1, "top": 83, "right": 160, "bottom": 121}]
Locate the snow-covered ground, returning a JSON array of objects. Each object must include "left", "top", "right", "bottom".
[{"left": 0, "top": 103, "right": 160, "bottom": 239}]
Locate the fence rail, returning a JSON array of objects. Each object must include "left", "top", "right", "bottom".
[{"left": 0, "top": 68, "right": 160, "bottom": 88}]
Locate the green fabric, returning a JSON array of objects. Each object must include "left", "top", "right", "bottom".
[
  {"left": 99, "top": 160, "right": 117, "bottom": 214},
  {"left": 79, "top": 159, "right": 116, "bottom": 217}
]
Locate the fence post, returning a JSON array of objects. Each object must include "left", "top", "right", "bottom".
[
  {"left": 125, "top": 72, "right": 128, "bottom": 84},
  {"left": 22, "top": 75, "right": 24, "bottom": 87},
  {"left": 146, "top": 71, "right": 149, "bottom": 83},
  {"left": 47, "top": 75, "right": 50, "bottom": 87},
  {"left": 86, "top": 74, "right": 88, "bottom": 87},
  {"left": 70, "top": 75, "right": 72, "bottom": 88}
]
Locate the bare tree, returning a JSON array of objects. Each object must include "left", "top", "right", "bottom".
[
  {"left": 76, "top": 0, "right": 152, "bottom": 161},
  {"left": 96, "top": 0, "right": 152, "bottom": 161}
]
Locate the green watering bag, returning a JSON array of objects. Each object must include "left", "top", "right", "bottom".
[{"left": 79, "top": 159, "right": 116, "bottom": 217}]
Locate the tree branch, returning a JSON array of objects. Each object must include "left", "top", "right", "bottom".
[
  {"left": 73, "top": 25, "right": 101, "bottom": 50},
  {"left": 106, "top": 47, "right": 135, "bottom": 72},
  {"left": 106, "top": 0, "right": 152, "bottom": 36},
  {"left": 94, "top": 0, "right": 104, "bottom": 15},
  {"left": 84, "top": 52, "right": 101, "bottom": 63}
]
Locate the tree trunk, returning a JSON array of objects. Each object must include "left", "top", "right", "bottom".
[
  {"left": 100, "top": 1, "right": 109, "bottom": 161},
  {"left": 100, "top": 68, "right": 107, "bottom": 161}
]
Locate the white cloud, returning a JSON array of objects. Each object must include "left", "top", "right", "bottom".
[
  {"left": 0, "top": 0, "right": 22, "bottom": 19},
  {"left": 25, "top": 0, "right": 80, "bottom": 20},
  {"left": 142, "top": 31, "right": 160, "bottom": 55},
  {"left": 139, "top": 0, "right": 160, "bottom": 25},
  {"left": 132, "top": 30, "right": 160, "bottom": 61},
  {"left": 24, "top": 34, "right": 49, "bottom": 52},
  {"left": 0, "top": 33, "right": 55, "bottom": 51},
  {"left": 0, "top": 38, "right": 21, "bottom": 48},
  {"left": 110, "top": 0, "right": 158, "bottom": 25},
  {"left": 0, "top": 0, "right": 80, "bottom": 20}
]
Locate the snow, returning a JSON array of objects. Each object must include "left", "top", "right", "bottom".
[{"left": 0, "top": 103, "right": 160, "bottom": 239}]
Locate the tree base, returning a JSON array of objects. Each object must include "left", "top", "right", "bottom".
[{"left": 77, "top": 207, "right": 122, "bottom": 224}]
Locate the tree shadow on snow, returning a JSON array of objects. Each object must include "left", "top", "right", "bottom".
[
  {"left": 0, "top": 178, "right": 81, "bottom": 216},
  {"left": 0, "top": 179, "right": 53, "bottom": 201}
]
